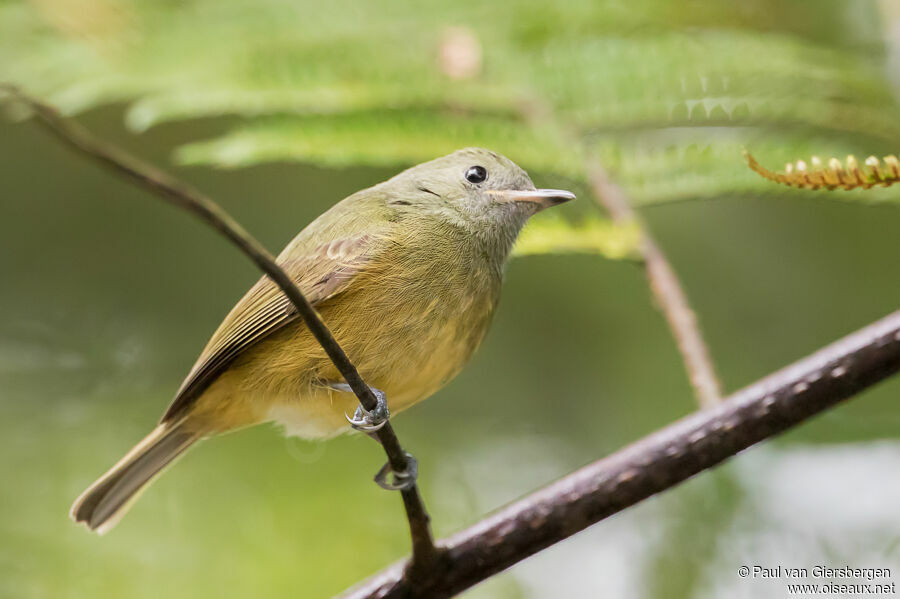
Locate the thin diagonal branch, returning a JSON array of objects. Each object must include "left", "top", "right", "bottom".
[
  {"left": 0, "top": 84, "right": 440, "bottom": 573},
  {"left": 515, "top": 96, "right": 722, "bottom": 408},
  {"left": 338, "top": 309, "right": 900, "bottom": 599},
  {"left": 585, "top": 160, "right": 723, "bottom": 408}
]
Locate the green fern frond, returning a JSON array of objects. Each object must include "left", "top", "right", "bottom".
[
  {"left": 2, "top": 0, "right": 897, "bottom": 219},
  {"left": 538, "top": 32, "right": 897, "bottom": 140},
  {"left": 590, "top": 132, "right": 900, "bottom": 205},
  {"left": 513, "top": 214, "right": 641, "bottom": 259},
  {"left": 175, "top": 111, "right": 583, "bottom": 177}
]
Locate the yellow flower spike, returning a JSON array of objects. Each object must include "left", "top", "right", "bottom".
[
  {"left": 744, "top": 150, "right": 900, "bottom": 191},
  {"left": 865, "top": 155, "right": 883, "bottom": 184},
  {"left": 807, "top": 157, "right": 825, "bottom": 188},
  {"left": 884, "top": 155, "right": 900, "bottom": 179},
  {"left": 822, "top": 158, "right": 842, "bottom": 187},
  {"left": 845, "top": 155, "right": 865, "bottom": 187},
  {"left": 793, "top": 160, "right": 814, "bottom": 188}
]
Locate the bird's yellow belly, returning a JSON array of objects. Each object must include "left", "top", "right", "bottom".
[
  {"left": 189, "top": 286, "right": 497, "bottom": 439},
  {"left": 268, "top": 316, "right": 486, "bottom": 438},
  {"left": 262, "top": 332, "right": 473, "bottom": 438}
]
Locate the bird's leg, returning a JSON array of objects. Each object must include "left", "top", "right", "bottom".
[
  {"left": 328, "top": 382, "right": 417, "bottom": 490},
  {"left": 329, "top": 382, "right": 390, "bottom": 433}
]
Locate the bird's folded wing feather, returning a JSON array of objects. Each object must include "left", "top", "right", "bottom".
[{"left": 161, "top": 234, "right": 379, "bottom": 422}]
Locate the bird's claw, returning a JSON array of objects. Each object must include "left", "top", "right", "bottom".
[
  {"left": 329, "top": 382, "right": 415, "bottom": 491},
  {"left": 331, "top": 382, "right": 391, "bottom": 433},
  {"left": 374, "top": 452, "right": 418, "bottom": 491},
  {"left": 345, "top": 404, "right": 389, "bottom": 432}
]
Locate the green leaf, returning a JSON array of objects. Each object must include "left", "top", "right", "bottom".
[
  {"left": 591, "top": 130, "right": 900, "bottom": 206},
  {"left": 1, "top": 0, "right": 895, "bottom": 210},
  {"left": 175, "top": 111, "right": 584, "bottom": 177},
  {"left": 512, "top": 213, "right": 641, "bottom": 260}
]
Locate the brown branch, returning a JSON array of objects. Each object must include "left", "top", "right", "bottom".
[
  {"left": 0, "top": 84, "right": 440, "bottom": 573},
  {"left": 12, "top": 84, "right": 893, "bottom": 598},
  {"left": 585, "top": 160, "right": 723, "bottom": 408},
  {"left": 338, "top": 309, "right": 900, "bottom": 599}
]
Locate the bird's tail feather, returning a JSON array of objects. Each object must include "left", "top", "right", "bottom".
[{"left": 70, "top": 419, "right": 199, "bottom": 534}]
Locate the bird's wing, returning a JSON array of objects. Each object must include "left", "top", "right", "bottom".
[{"left": 161, "top": 234, "right": 379, "bottom": 422}]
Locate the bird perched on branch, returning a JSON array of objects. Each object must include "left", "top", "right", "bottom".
[{"left": 71, "top": 147, "right": 574, "bottom": 533}]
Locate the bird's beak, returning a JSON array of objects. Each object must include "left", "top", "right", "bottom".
[{"left": 488, "top": 188, "right": 576, "bottom": 210}]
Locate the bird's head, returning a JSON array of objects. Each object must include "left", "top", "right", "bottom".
[{"left": 380, "top": 148, "right": 575, "bottom": 257}]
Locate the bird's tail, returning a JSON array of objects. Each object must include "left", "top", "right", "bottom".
[{"left": 70, "top": 419, "right": 200, "bottom": 534}]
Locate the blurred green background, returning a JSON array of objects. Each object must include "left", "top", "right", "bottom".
[{"left": 2, "top": 0, "right": 900, "bottom": 598}]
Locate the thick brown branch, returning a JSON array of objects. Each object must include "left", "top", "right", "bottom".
[
  {"left": 585, "top": 160, "right": 722, "bottom": 408},
  {"left": 0, "top": 84, "right": 439, "bottom": 571},
  {"left": 338, "top": 309, "right": 900, "bottom": 599}
]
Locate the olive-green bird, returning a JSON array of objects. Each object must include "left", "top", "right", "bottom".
[{"left": 71, "top": 147, "right": 574, "bottom": 533}]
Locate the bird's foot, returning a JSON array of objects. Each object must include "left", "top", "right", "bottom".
[
  {"left": 375, "top": 452, "right": 418, "bottom": 491},
  {"left": 329, "top": 382, "right": 390, "bottom": 433},
  {"left": 329, "top": 382, "right": 416, "bottom": 491}
]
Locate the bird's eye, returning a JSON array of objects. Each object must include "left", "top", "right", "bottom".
[{"left": 465, "top": 165, "right": 488, "bottom": 184}]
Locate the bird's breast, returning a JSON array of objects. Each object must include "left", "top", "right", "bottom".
[
  {"left": 337, "top": 250, "right": 502, "bottom": 408},
  {"left": 221, "top": 235, "right": 504, "bottom": 438}
]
